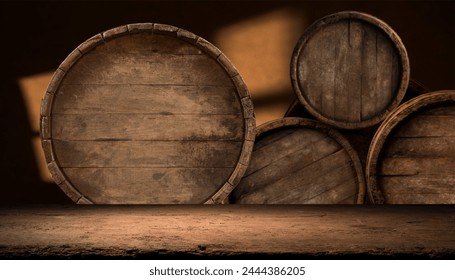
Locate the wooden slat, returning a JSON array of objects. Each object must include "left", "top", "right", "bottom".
[
  {"left": 51, "top": 113, "right": 244, "bottom": 141},
  {"left": 236, "top": 150, "right": 356, "bottom": 204},
  {"left": 380, "top": 175, "right": 455, "bottom": 193},
  {"left": 380, "top": 157, "right": 455, "bottom": 175},
  {"left": 304, "top": 178, "right": 358, "bottom": 204},
  {"left": 297, "top": 28, "right": 323, "bottom": 115},
  {"left": 54, "top": 140, "right": 242, "bottom": 168},
  {"left": 375, "top": 29, "right": 397, "bottom": 113},
  {"left": 63, "top": 167, "right": 232, "bottom": 204},
  {"left": 380, "top": 175, "right": 455, "bottom": 204},
  {"left": 337, "top": 193, "right": 357, "bottom": 204},
  {"left": 240, "top": 139, "right": 340, "bottom": 193},
  {"left": 383, "top": 136, "right": 455, "bottom": 157},
  {"left": 360, "top": 23, "right": 378, "bottom": 120},
  {"left": 332, "top": 21, "right": 350, "bottom": 122},
  {"left": 54, "top": 84, "right": 240, "bottom": 114},
  {"left": 394, "top": 115, "right": 455, "bottom": 137},
  {"left": 100, "top": 33, "right": 201, "bottom": 55},
  {"left": 344, "top": 19, "right": 363, "bottom": 122},
  {"left": 318, "top": 25, "right": 338, "bottom": 119},
  {"left": 252, "top": 128, "right": 296, "bottom": 151},
  {"left": 384, "top": 193, "right": 455, "bottom": 204},
  {"left": 245, "top": 128, "right": 333, "bottom": 176},
  {"left": 62, "top": 52, "right": 232, "bottom": 86}
]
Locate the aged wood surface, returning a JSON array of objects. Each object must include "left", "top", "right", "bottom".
[
  {"left": 40, "top": 23, "right": 255, "bottom": 204},
  {"left": 0, "top": 205, "right": 454, "bottom": 258},
  {"left": 285, "top": 79, "right": 430, "bottom": 173},
  {"left": 290, "top": 11, "right": 409, "bottom": 129},
  {"left": 231, "top": 118, "right": 365, "bottom": 204},
  {"left": 367, "top": 91, "right": 455, "bottom": 204}
]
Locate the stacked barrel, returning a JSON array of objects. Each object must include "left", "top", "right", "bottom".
[
  {"left": 41, "top": 12, "right": 455, "bottom": 205},
  {"left": 231, "top": 11, "right": 454, "bottom": 204}
]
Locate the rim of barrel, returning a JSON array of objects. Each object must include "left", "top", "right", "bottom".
[
  {"left": 40, "top": 23, "right": 256, "bottom": 204},
  {"left": 290, "top": 11, "right": 410, "bottom": 129},
  {"left": 365, "top": 90, "right": 455, "bottom": 204},
  {"left": 254, "top": 117, "right": 366, "bottom": 204}
]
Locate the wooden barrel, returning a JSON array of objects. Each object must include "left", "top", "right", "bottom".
[
  {"left": 230, "top": 118, "right": 365, "bottom": 204},
  {"left": 40, "top": 23, "right": 255, "bottom": 204},
  {"left": 290, "top": 11, "right": 410, "bottom": 129},
  {"left": 366, "top": 90, "right": 455, "bottom": 204}
]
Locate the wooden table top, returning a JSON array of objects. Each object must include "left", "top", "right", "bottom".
[{"left": 0, "top": 205, "right": 453, "bottom": 259}]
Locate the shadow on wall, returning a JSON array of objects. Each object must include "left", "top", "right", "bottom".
[{"left": 0, "top": 1, "right": 453, "bottom": 204}]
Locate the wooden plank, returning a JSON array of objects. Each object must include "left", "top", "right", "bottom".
[
  {"left": 51, "top": 113, "right": 244, "bottom": 141},
  {"left": 54, "top": 84, "right": 240, "bottom": 114},
  {"left": 380, "top": 157, "right": 455, "bottom": 176},
  {"left": 380, "top": 175, "right": 455, "bottom": 203},
  {"left": 296, "top": 31, "right": 319, "bottom": 113},
  {"left": 236, "top": 150, "right": 356, "bottom": 204},
  {"left": 317, "top": 24, "right": 338, "bottom": 119},
  {"left": 360, "top": 23, "right": 378, "bottom": 120},
  {"left": 380, "top": 175, "right": 455, "bottom": 193},
  {"left": 375, "top": 29, "right": 397, "bottom": 113},
  {"left": 394, "top": 115, "right": 455, "bottom": 137},
  {"left": 238, "top": 139, "right": 340, "bottom": 195},
  {"left": 303, "top": 178, "right": 358, "bottom": 204},
  {"left": 245, "top": 129, "right": 335, "bottom": 176},
  {"left": 0, "top": 205, "right": 454, "bottom": 258},
  {"left": 383, "top": 136, "right": 455, "bottom": 157},
  {"left": 252, "top": 128, "right": 296, "bottom": 151},
  {"left": 345, "top": 19, "right": 363, "bottom": 123},
  {"left": 54, "top": 140, "right": 242, "bottom": 168},
  {"left": 270, "top": 152, "right": 356, "bottom": 204},
  {"left": 99, "top": 33, "right": 202, "bottom": 55},
  {"left": 62, "top": 52, "right": 232, "bottom": 86},
  {"left": 63, "top": 167, "right": 232, "bottom": 204},
  {"left": 384, "top": 193, "right": 455, "bottom": 204},
  {"left": 338, "top": 193, "right": 357, "bottom": 204},
  {"left": 333, "top": 21, "right": 350, "bottom": 122}
]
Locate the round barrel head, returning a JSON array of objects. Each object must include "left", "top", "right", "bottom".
[
  {"left": 367, "top": 90, "right": 455, "bottom": 204},
  {"left": 231, "top": 117, "right": 366, "bottom": 204},
  {"left": 291, "top": 11, "right": 409, "bottom": 129},
  {"left": 41, "top": 23, "right": 255, "bottom": 204}
]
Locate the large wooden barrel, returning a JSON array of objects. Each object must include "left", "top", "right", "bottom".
[
  {"left": 230, "top": 118, "right": 365, "bottom": 204},
  {"left": 366, "top": 91, "right": 455, "bottom": 204},
  {"left": 40, "top": 23, "right": 255, "bottom": 204},
  {"left": 290, "top": 11, "right": 410, "bottom": 129}
]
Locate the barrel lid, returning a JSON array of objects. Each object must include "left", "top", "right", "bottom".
[
  {"left": 290, "top": 11, "right": 410, "bottom": 129},
  {"left": 366, "top": 90, "right": 455, "bottom": 203},
  {"left": 40, "top": 23, "right": 255, "bottom": 204},
  {"left": 231, "top": 117, "right": 366, "bottom": 204}
]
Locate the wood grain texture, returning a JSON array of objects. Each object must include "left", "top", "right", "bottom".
[
  {"left": 284, "top": 78, "right": 429, "bottom": 177},
  {"left": 231, "top": 118, "right": 365, "bottom": 204},
  {"left": 40, "top": 23, "right": 255, "bottom": 204},
  {"left": 290, "top": 11, "right": 409, "bottom": 129},
  {"left": 1, "top": 205, "right": 454, "bottom": 258},
  {"left": 367, "top": 91, "right": 455, "bottom": 204}
]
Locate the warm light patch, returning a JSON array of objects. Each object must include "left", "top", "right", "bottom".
[
  {"left": 214, "top": 9, "right": 306, "bottom": 125},
  {"left": 18, "top": 71, "right": 54, "bottom": 182}
]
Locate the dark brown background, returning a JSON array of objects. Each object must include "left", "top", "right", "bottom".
[{"left": 1, "top": 0, "right": 453, "bottom": 204}]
